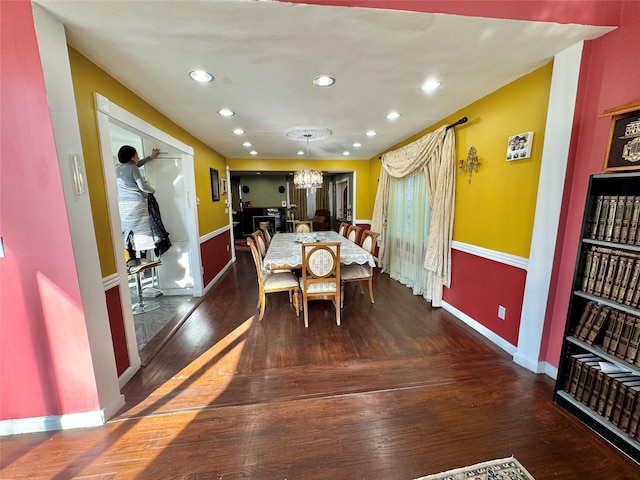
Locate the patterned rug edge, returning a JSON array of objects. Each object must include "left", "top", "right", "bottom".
[{"left": 414, "top": 456, "right": 534, "bottom": 480}]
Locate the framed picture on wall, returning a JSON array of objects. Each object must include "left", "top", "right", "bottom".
[
  {"left": 506, "top": 131, "right": 533, "bottom": 161},
  {"left": 602, "top": 100, "right": 640, "bottom": 172},
  {"left": 210, "top": 168, "right": 220, "bottom": 201}
]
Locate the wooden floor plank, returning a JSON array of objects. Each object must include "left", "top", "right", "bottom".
[{"left": 1, "top": 251, "right": 638, "bottom": 479}]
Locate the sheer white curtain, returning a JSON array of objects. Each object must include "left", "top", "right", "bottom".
[{"left": 382, "top": 170, "right": 432, "bottom": 296}]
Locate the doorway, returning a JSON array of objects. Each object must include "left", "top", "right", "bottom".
[{"left": 95, "top": 93, "right": 202, "bottom": 367}]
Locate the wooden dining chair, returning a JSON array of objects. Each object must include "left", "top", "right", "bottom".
[
  {"left": 299, "top": 241, "right": 341, "bottom": 328},
  {"left": 338, "top": 222, "right": 349, "bottom": 237},
  {"left": 247, "top": 237, "right": 300, "bottom": 321},
  {"left": 293, "top": 220, "right": 313, "bottom": 233},
  {"left": 252, "top": 230, "right": 268, "bottom": 258},
  {"left": 260, "top": 225, "right": 272, "bottom": 249},
  {"left": 346, "top": 225, "right": 361, "bottom": 244},
  {"left": 341, "top": 230, "right": 380, "bottom": 308}
]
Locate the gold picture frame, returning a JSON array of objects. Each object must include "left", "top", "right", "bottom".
[{"left": 602, "top": 99, "right": 640, "bottom": 172}]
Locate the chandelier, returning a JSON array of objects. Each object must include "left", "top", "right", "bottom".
[
  {"left": 294, "top": 169, "right": 323, "bottom": 189},
  {"left": 293, "top": 133, "right": 323, "bottom": 189}
]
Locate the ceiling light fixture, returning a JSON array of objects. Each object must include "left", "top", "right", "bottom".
[
  {"left": 386, "top": 111, "right": 400, "bottom": 120},
  {"left": 284, "top": 126, "right": 331, "bottom": 190},
  {"left": 188, "top": 70, "right": 213, "bottom": 82},
  {"left": 233, "top": 128, "right": 245, "bottom": 135},
  {"left": 420, "top": 80, "right": 441, "bottom": 92},
  {"left": 313, "top": 75, "right": 335, "bottom": 87},
  {"left": 343, "top": 151, "right": 350, "bottom": 156},
  {"left": 243, "top": 142, "right": 252, "bottom": 147},
  {"left": 218, "top": 108, "right": 235, "bottom": 117},
  {"left": 250, "top": 150, "right": 258, "bottom": 155},
  {"left": 366, "top": 130, "right": 377, "bottom": 137},
  {"left": 294, "top": 135, "right": 323, "bottom": 189},
  {"left": 353, "top": 142, "right": 362, "bottom": 148}
]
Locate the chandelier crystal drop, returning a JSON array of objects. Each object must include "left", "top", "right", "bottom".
[{"left": 293, "top": 134, "right": 323, "bottom": 189}]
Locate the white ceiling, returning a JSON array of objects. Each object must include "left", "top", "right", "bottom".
[{"left": 34, "top": 0, "right": 612, "bottom": 161}]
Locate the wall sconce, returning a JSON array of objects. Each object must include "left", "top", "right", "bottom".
[{"left": 459, "top": 146, "right": 480, "bottom": 184}]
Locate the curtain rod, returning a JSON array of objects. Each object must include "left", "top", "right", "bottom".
[
  {"left": 446, "top": 116, "right": 468, "bottom": 130},
  {"left": 378, "top": 116, "right": 468, "bottom": 159}
]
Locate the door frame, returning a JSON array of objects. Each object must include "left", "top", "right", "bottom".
[{"left": 94, "top": 93, "right": 201, "bottom": 375}]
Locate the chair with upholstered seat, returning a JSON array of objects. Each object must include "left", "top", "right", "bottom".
[
  {"left": 340, "top": 230, "right": 379, "bottom": 308},
  {"left": 299, "top": 241, "right": 341, "bottom": 328},
  {"left": 293, "top": 220, "right": 313, "bottom": 233},
  {"left": 346, "top": 224, "right": 361, "bottom": 244},
  {"left": 247, "top": 237, "right": 300, "bottom": 321},
  {"left": 338, "top": 222, "right": 349, "bottom": 237},
  {"left": 312, "top": 209, "right": 331, "bottom": 231}
]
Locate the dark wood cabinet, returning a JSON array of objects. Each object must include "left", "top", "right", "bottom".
[{"left": 554, "top": 172, "right": 640, "bottom": 462}]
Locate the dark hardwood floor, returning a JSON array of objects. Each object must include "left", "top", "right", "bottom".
[{"left": 2, "top": 251, "right": 639, "bottom": 479}]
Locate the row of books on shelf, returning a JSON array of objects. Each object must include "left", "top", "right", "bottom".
[
  {"left": 563, "top": 354, "right": 640, "bottom": 441},
  {"left": 580, "top": 246, "right": 640, "bottom": 307},
  {"left": 586, "top": 194, "right": 640, "bottom": 245},
  {"left": 572, "top": 302, "right": 640, "bottom": 366}
]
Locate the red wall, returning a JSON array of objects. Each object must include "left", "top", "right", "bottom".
[
  {"left": 542, "top": 2, "right": 640, "bottom": 368},
  {"left": 105, "top": 287, "right": 130, "bottom": 376},
  {"left": 0, "top": 0, "right": 100, "bottom": 420},
  {"left": 201, "top": 231, "right": 233, "bottom": 287},
  {"left": 443, "top": 250, "right": 526, "bottom": 346}
]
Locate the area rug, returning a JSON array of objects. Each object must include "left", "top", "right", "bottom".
[{"left": 415, "top": 457, "right": 534, "bottom": 480}]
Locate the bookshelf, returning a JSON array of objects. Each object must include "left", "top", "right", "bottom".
[{"left": 554, "top": 171, "right": 640, "bottom": 463}]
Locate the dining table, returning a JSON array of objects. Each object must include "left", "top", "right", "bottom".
[{"left": 262, "top": 230, "right": 376, "bottom": 272}]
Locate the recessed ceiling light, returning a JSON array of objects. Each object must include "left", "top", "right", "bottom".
[
  {"left": 420, "top": 80, "right": 441, "bottom": 93},
  {"left": 366, "top": 130, "right": 377, "bottom": 137},
  {"left": 188, "top": 70, "right": 213, "bottom": 82},
  {"left": 297, "top": 150, "right": 305, "bottom": 156},
  {"left": 353, "top": 142, "right": 362, "bottom": 148},
  {"left": 256, "top": 172, "right": 261, "bottom": 175},
  {"left": 218, "top": 108, "right": 235, "bottom": 117},
  {"left": 233, "top": 128, "right": 245, "bottom": 135},
  {"left": 343, "top": 151, "right": 350, "bottom": 156},
  {"left": 313, "top": 75, "right": 335, "bottom": 87},
  {"left": 250, "top": 150, "right": 258, "bottom": 155},
  {"left": 242, "top": 142, "right": 252, "bottom": 147},
  {"left": 386, "top": 112, "right": 401, "bottom": 120}
]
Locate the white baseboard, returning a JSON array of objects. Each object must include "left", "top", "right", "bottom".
[
  {"left": 0, "top": 410, "right": 105, "bottom": 436},
  {"left": 203, "top": 257, "right": 235, "bottom": 296},
  {"left": 441, "top": 300, "right": 517, "bottom": 356}
]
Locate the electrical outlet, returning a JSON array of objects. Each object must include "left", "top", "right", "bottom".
[{"left": 498, "top": 305, "right": 506, "bottom": 320}]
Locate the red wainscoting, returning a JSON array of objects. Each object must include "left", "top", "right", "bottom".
[
  {"left": 201, "top": 229, "right": 233, "bottom": 287},
  {"left": 443, "top": 249, "right": 527, "bottom": 347},
  {"left": 105, "top": 286, "right": 129, "bottom": 376}
]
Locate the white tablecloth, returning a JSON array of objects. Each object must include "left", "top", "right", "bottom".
[{"left": 263, "top": 231, "right": 376, "bottom": 272}]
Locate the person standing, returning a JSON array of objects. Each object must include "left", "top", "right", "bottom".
[{"left": 116, "top": 145, "right": 160, "bottom": 267}]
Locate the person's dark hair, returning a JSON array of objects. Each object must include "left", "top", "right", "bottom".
[{"left": 118, "top": 145, "right": 137, "bottom": 164}]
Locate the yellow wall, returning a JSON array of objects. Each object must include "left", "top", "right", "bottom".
[
  {"left": 369, "top": 62, "right": 553, "bottom": 258},
  {"left": 68, "top": 48, "right": 227, "bottom": 276},
  {"left": 227, "top": 158, "right": 372, "bottom": 219}
]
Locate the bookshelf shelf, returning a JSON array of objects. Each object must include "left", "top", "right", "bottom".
[
  {"left": 566, "top": 336, "right": 640, "bottom": 375},
  {"left": 554, "top": 171, "right": 640, "bottom": 463},
  {"left": 555, "top": 391, "right": 640, "bottom": 459}
]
